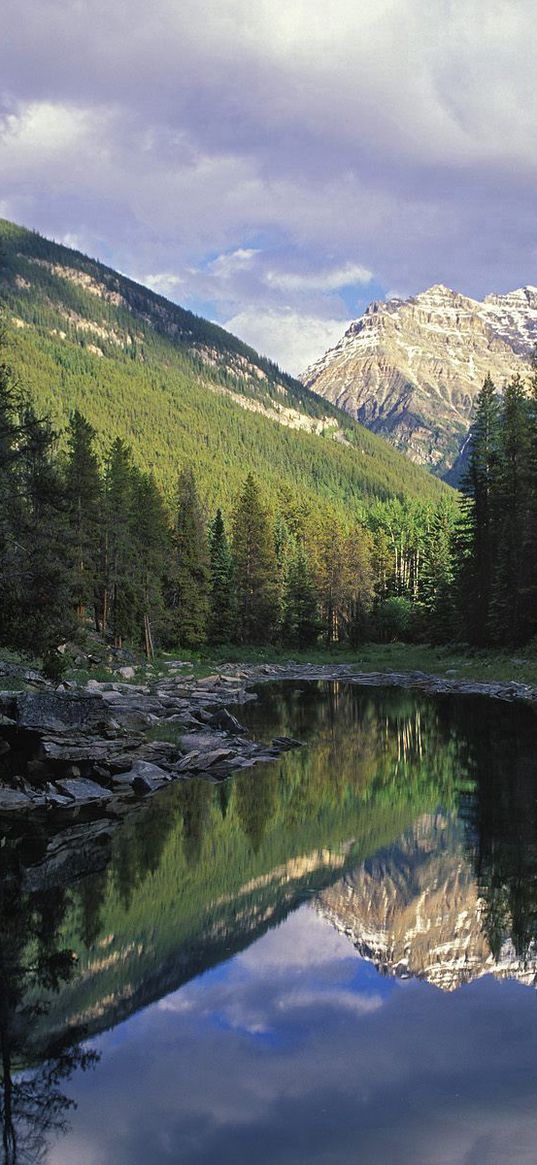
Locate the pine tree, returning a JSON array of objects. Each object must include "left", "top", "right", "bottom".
[
  {"left": 458, "top": 375, "right": 501, "bottom": 645},
  {"left": 519, "top": 348, "right": 537, "bottom": 640},
  {"left": 421, "top": 500, "right": 456, "bottom": 643},
  {"left": 64, "top": 410, "right": 102, "bottom": 623},
  {"left": 208, "top": 508, "right": 235, "bottom": 644},
  {"left": 282, "top": 544, "right": 320, "bottom": 649},
  {"left": 314, "top": 516, "right": 372, "bottom": 644},
  {"left": 169, "top": 466, "right": 210, "bottom": 648},
  {"left": 101, "top": 438, "right": 136, "bottom": 646},
  {"left": 488, "top": 374, "right": 529, "bottom": 644},
  {"left": 0, "top": 326, "right": 72, "bottom": 659},
  {"left": 10, "top": 402, "right": 73, "bottom": 655},
  {"left": 130, "top": 470, "right": 169, "bottom": 657},
  {"left": 232, "top": 474, "right": 279, "bottom": 644}
]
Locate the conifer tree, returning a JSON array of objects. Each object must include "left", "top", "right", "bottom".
[
  {"left": 208, "top": 508, "right": 235, "bottom": 644},
  {"left": 130, "top": 471, "right": 169, "bottom": 657},
  {"left": 282, "top": 544, "right": 319, "bottom": 648},
  {"left": 65, "top": 410, "right": 102, "bottom": 623},
  {"left": 315, "top": 517, "right": 372, "bottom": 644},
  {"left": 420, "top": 500, "right": 456, "bottom": 642},
  {"left": 102, "top": 438, "right": 136, "bottom": 646},
  {"left": 519, "top": 348, "right": 537, "bottom": 640},
  {"left": 458, "top": 375, "right": 501, "bottom": 644},
  {"left": 489, "top": 374, "right": 529, "bottom": 643},
  {"left": 11, "top": 402, "right": 73, "bottom": 654},
  {"left": 169, "top": 466, "right": 210, "bottom": 647},
  {"left": 232, "top": 473, "right": 279, "bottom": 644}
]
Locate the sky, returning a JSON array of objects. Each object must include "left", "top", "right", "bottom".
[{"left": 1, "top": 0, "right": 536, "bottom": 373}]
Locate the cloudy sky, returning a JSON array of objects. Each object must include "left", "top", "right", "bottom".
[{"left": 1, "top": 0, "right": 536, "bottom": 372}]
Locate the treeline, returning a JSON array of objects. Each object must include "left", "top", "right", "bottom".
[
  {"left": 0, "top": 333, "right": 456, "bottom": 663},
  {"left": 456, "top": 363, "right": 537, "bottom": 646}
]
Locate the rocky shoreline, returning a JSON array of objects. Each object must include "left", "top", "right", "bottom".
[{"left": 0, "top": 659, "right": 536, "bottom": 820}]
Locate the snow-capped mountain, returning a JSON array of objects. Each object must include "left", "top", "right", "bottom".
[
  {"left": 316, "top": 814, "right": 537, "bottom": 992},
  {"left": 301, "top": 285, "right": 537, "bottom": 477}
]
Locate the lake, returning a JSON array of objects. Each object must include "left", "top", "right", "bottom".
[{"left": 3, "top": 680, "right": 537, "bottom": 1165}]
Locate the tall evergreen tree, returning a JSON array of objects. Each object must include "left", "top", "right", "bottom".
[
  {"left": 169, "top": 466, "right": 210, "bottom": 648},
  {"left": 101, "top": 438, "right": 136, "bottom": 646},
  {"left": 458, "top": 375, "right": 501, "bottom": 645},
  {"left": 232, "top": 474, "right": 279, "bottom": 644},
  {"left": 282, "top": 544, "right": 320, "bottom": 649},
  {"left": 489, "top": 374, "right": 529, "bottom": 644},
  {"left": 208, "top": 509, "right": 235, "bottom": 644},
  {"left": 11, "top": 401, "right": 73, "bottom": 655},
  {"left": 64, "top": 411, "right": 102, "bottom": 623},
  {"left": 130, "top": 471, "right": 169, "bottom": 657},
  {"left": 519, "top": 348, "right": 537, "bottom": 641},
  {"left": 421, "top": 500, "right": 456, "bottom": 643}
]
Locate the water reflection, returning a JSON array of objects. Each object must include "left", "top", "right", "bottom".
[
  {"left": 1, "top": 681, "right": 537, "bottom": 1162},
  {"left": 0, "top": 868, "right": 98, "bottom": 1164}
]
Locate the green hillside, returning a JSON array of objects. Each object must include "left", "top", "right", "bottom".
[{"left": 0, "top": 218, "right": 450, "bottom": 518}]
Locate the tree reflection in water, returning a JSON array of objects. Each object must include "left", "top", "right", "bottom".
[
  {"left": 1, "top": 683, "right": 537, "bottom": 1159},
  {"left": 0, "top": 859, "right": 98, "bottom": 1164}
]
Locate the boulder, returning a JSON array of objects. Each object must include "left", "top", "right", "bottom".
[
  {"left": 55, "top": 778, "right": 111, "bottom": 803},
  {"left": 0, "top": 787, "right": 33, "bottom": 811},
  {"left": 129, "top": 760, "right": 171, "bottom": 783},
  {"left": 208, "top": 708, "right": 247, "bottom": 734},
  {"left": 130, "top": 761, "right": 171, "bottom": 794},
  {"left": 179, "top": 731, "right": 227, "bottom": 752},
  {"left": 16, "top": 691, "right": 107, "bottom": 732},
  {"left": 201, "top": 748, "right": 235, "bottom": 768}
]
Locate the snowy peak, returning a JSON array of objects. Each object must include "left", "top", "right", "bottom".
[
  {"left": 317, "top": 815, "right": 537, "bottom": 992},
  {"left": 301, "top": 283, "right": 537, "bottom": 476}
]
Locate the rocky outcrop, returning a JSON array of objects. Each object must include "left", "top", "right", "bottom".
[
  {"left": 0, "top": 668, "right": 301, "bottom": 816},
  {"left": 301, "top": 284, "right": 537, "bottom": 476}
]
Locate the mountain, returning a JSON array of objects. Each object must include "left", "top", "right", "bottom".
[
  {"left": 318, "top": 814, "right": 537, "bottom": 991},
  {"left": 301, "top": 284, "right": 537, "bottom": 478},
  {"left": 0, "top": 219, "right": 448, "bottom": 518}
]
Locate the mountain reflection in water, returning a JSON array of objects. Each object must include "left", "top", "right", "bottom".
[{"left": 1, "top": 680, "right": 537, "bottom": 1164}]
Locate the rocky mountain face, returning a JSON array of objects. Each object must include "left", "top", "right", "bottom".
[
  {"left": 317, "top": 814, "right": 537, "bottom": 991},
  {"left": 302, "top": 285, "right": 537, "bottom": 477}
]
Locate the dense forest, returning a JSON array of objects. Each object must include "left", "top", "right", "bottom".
[
  {"left": 0, "top": 315, "right": 459, "bottom": 664},
  {"left": 457, "top": 362, "right": 537, "bottom": 646},
  {"left": 2, "top": 298, "right": 537, "bottom": 663}
]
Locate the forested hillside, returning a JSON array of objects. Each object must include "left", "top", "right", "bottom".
[{"left": 0, "top": 218, "right": 448, "bottom": 516}]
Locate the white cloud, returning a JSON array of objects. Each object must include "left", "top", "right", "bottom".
[
  {"left": 144, "top": 272, "right": 185, "bottom": 296},
  {"left": 237, "top": 905, "right": 358, "bottom": 970},
  {"left": 224, "top": 308, "right": 348, "bottom": 374},
  {"left": 209, "top": 248, "right": 260, "bottom": 277},
  {"left": 266, "top": 261, "right": 372, "bottom": 292}
]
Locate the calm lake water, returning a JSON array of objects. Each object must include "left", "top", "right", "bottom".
[{"left": 4, "top": 681, "right": 537, "bottom": 1165}]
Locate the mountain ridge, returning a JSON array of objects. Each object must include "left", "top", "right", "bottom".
[{"left": 301, "top": 283, "right": 537, "bottom": 477}]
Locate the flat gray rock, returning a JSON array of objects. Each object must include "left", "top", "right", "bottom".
[
  {"left": 55, "top": 778, "right": 110, "bottom": 802},
  {"left": 0, "top": 787, "right": 33, "bottom": 810},
  {"left": 179, "top": 732, "right": 226, "bottom": 752},
  {"left": 128, "top": 760, "right": 171, "bottom": 782}
]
